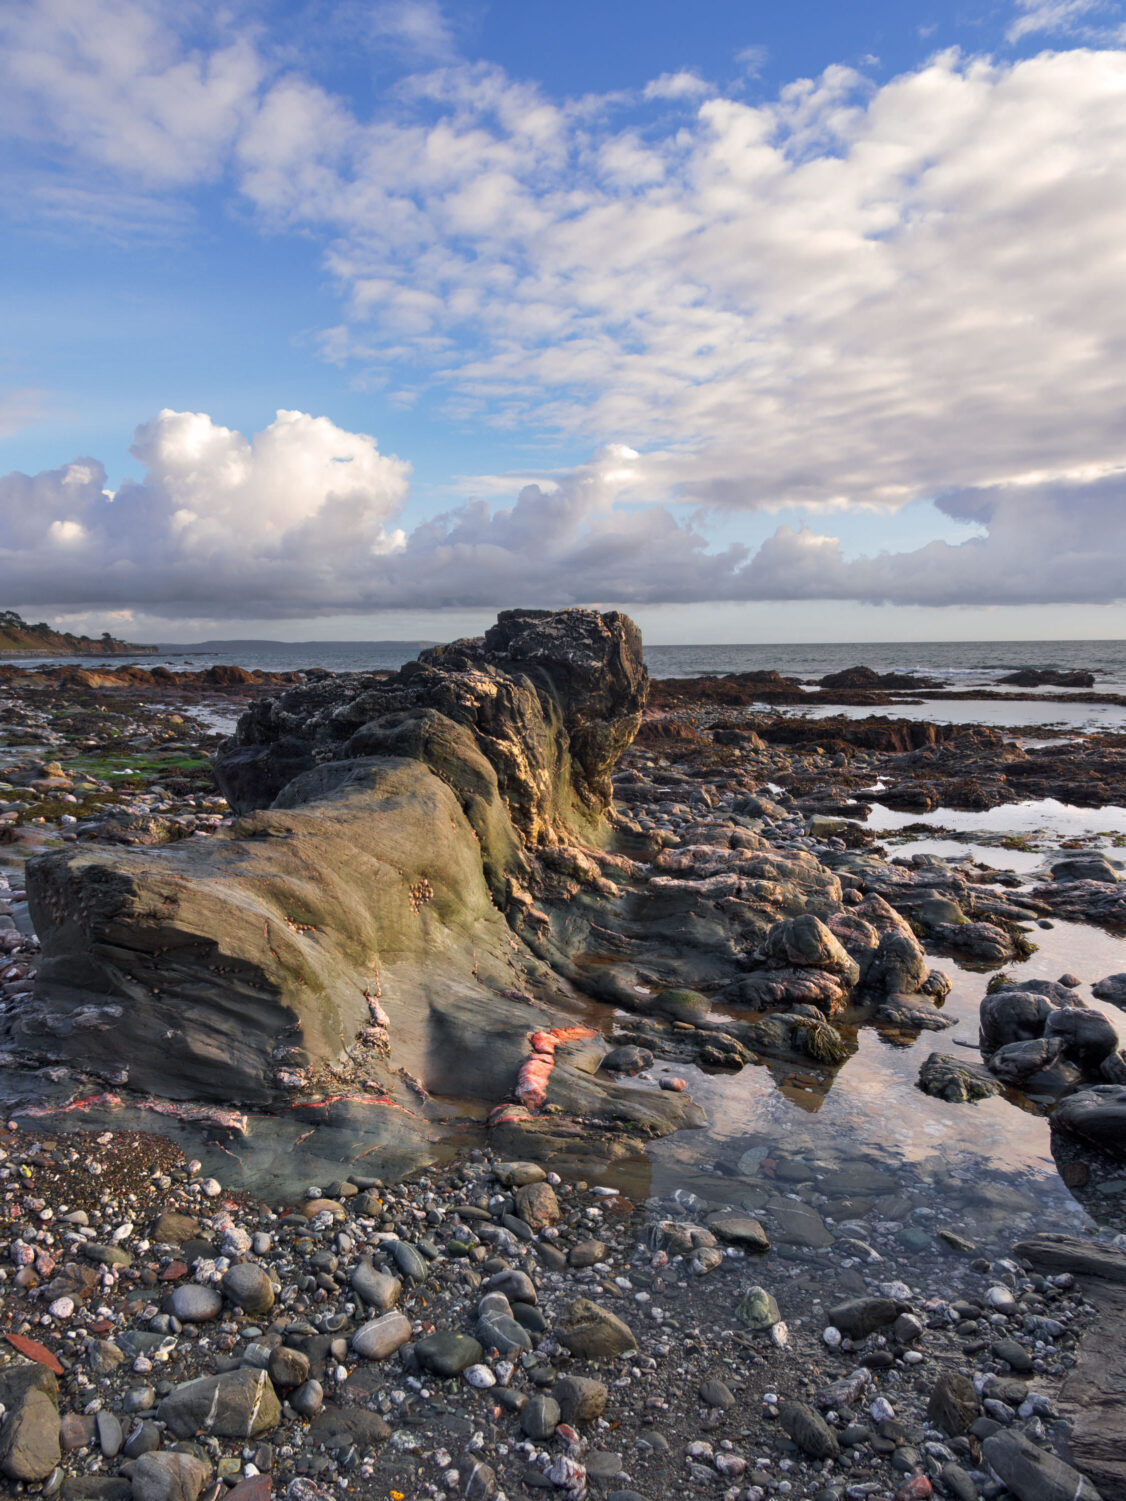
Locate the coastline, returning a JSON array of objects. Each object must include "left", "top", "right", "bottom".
[{"left": 0, "top": 615, "right": 1124, "bottom": 1501}]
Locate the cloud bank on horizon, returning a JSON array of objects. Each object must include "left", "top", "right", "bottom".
[{"left": 3, "top": 0, "right": 1126, "bottom": 618}]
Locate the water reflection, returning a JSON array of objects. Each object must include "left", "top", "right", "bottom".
[{"left": 612, "top": 907, "right": 1126, "bottom": 1255}]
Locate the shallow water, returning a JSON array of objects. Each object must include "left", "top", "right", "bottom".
[
  {"left": 873, "top": 835, "right": 1046, "bottom": 874},
  {"left": 864, "top": 797, "right": 1126, "bottom": 839},
  {"left": 769, "top": 698, "right": 1126, "bottom": 732},
  {"left": 620, "top": 910, "right": 1126, "bottom": 1253}
]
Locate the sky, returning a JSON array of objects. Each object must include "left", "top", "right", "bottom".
[{"left": 3, "top": 0, "right": 1126, "bottom": 644}]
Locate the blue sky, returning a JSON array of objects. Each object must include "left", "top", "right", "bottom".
[{"left": 3, "top": 0, "right": 1126, "bottom": 642}]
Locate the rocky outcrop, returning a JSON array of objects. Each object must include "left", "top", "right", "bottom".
[
  {"left": 8, "top": 611, "right": 648, "bottom": 1112},
  {"left": 818, "top": 665, "right": 944, "bottom": 691},
  {"left": 998, "top": 668, "right": 1095, "bottom": 688},
  {"left": 214, "top": 607, "right": 646, "bottom": 869}
]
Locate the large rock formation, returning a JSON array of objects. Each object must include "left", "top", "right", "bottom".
[{"left": 8, "top": 611, "right": 648, "bottom": 1111}]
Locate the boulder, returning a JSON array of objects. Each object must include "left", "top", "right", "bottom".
[
  {"left": 557, "top": 1299, "right": 637, "bottom": 1358},
  {"left": 981, "top": 1430, "right": 1101, "bottom": 1501},
  {"left": 1043, "top": 1008, "right": 1119, "bottom": 1071},
  {"left": 131, "top": 1451, "right": 212, "bottom": 1501},
  {"left": 980, "top": 989, "right": 1065, "bottom": 1055},
  {"left": 758, "top": 914, "right": 860, "bottom": 987},
  {"left": 927, "top": 1372, "right": 982, "bottom": 1436},
  {"left": 159, "top": 1369, "right": 281, "bottom": 1439},
  {"left": 917, "top": 1052, "right": 1002, "bottom": 1103},
  {"left": 1051, "top": 854, "right": 1118, "bottom": 884},
  {"left": 1092, "top": 974, "right": 1126, "bottom": 1009},
  {"left": 0, "top": 1363, "right": 60, "bottom": 1481},
  {"left": 1051, "top": 1086, "right": 1126, "bottom": 1158}
]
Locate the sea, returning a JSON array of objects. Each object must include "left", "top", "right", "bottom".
[
  {"left": 14, "top": 635, "right": 1126, "bottom": 688},
  {"left": 11, "top": 636, "right": 1126, "bottom": 734}
]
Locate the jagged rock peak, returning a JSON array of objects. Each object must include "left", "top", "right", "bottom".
[{"left": 214, "top": 607, "right": 647, "bottom": 849}]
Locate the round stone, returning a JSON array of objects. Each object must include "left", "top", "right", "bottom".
[
  {"left": 222, "top": 1262, "right": 275, "bottom": 1315},
  {"left": 170, "top": 1283, "right": 222, "bottom": 1322}
]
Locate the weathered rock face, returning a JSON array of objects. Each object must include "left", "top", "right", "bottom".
[
  {"left": 214, "top": 606, "right": 646, "bottom": 869},
  {"left": 9, "top": 610, "right": 647, "bottom": 1108}
]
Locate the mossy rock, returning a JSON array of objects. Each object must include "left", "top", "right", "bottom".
[{"left": 652, "top": 988, "right": 711, "bottom": 1024}]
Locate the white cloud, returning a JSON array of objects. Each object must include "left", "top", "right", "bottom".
[
  {"left": 6, "top": 413, "right": 1126, "bottom": 615},
  {"left": 368, "top": 0, "right": 456, "bottom": 59},
  {"left": 210, "top": 46, "right": 1126, "bottom": 526},
  {"left": 643, "top": 70, "right": 712, "bottom": 101},
  {"left": 0, "top": 410, "right": 410, "bottom": 615},
  {"left": 0, "top": 387, "right": 50, "bottom": 438},
  {"left": 7, "top": 5, "right": 1126, "bottom": 616},
  {"left": 0, "top": 0, "right": 262, "bottom": 187},
  {"left": 735, "top": 46, "right": 769, "bottom": 78},
  {"left": 1008, "top": 1, "right": 1106, "bottom": 42}
]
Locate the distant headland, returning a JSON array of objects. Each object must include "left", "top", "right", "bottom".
[{"left": 0, "top": 608, "right": 157, "bottom": 657}]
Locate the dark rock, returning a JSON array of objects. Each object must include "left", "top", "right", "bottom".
[
  {"left": 780, "top": 1401, "right": 840, "bottom": 1459},
  {"left": 981, "top": 1430, "right": 1101, "bottom": 1501},
  {"left": 980, "top": 990, "right": 1065, "bottom": 1055},
  {"left": 520, "top": 1394, "right": 561, "bottom": 1440},
  {"left": 698, "top": 1378, "right": 736, "bottom": 1410},
  {"left": 828, "top": 1297, "right": 902, "bottom": 1339},
  {"left": 918, "top": 1053, "right": 1002, "bottom": 1103},
  {"left": 1052, "top": 1087, "right": 1126, "bottom": 1158},
  {"left": 998, "top": 669, "right": 1094, "bottom": 688},
  {"left": 309, "top": 1406, "right": 390, "bottom": 1448},
  {"left": 1093, "top": 974, "right": 1126, "bottom": 1009},
  {"left": 158, "top": 1369, "right": 281, "bottom": 1439},
  {"left": 927, "top": 1373, "right": 982, "bottom": 1436},
  {"left": 1043, "top": 1008, "right": 1119, "bottom": 1071},
  {"left": 414, "top": 1332, "right": 484, "bottom": 1377},
  {"left": 992, "top": 1339, "right": 1034, "bottom": 1373}
]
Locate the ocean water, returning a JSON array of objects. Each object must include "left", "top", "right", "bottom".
[{"left": 13, "top": 636, "right": 1126, "bottom": 689}]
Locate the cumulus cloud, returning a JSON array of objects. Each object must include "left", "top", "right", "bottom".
[
  {"left": 4, "top": 412, "right": 1126, "bottom": 615},
  {"left": 745, "top": 474, "right": 1126, "bottom": 606},
  {"left": 0, "top": 410, "right": 409, "bottom": 615},
  {"left": 642, "top": 71, "right": 712, "bottom": 101}
]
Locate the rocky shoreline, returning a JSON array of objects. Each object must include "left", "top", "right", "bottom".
[
  {"left": 0, "top": 611, "right": 1124, "bottom": 1501},
  {"left": 1, "top": 1125, "right": 1122, "bottom": 1501}
]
